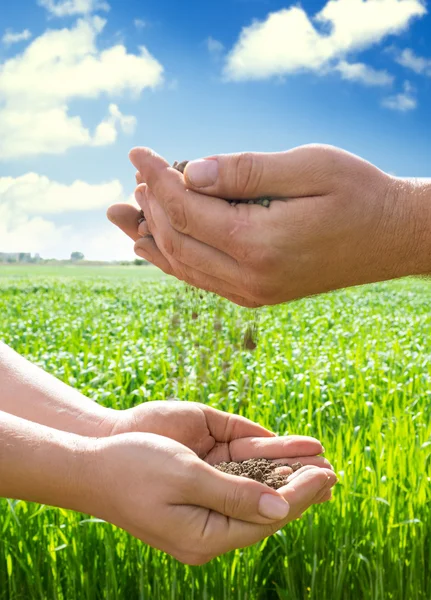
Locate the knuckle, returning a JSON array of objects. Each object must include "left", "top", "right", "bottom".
[
  {"left": 234, "top": 152, "right": 263, "bottom": 197},
  {"left": 164, "top": 192, "right": 189, "bottom": 234},
  {"left": 262, "top": 522, "right": 281, "bottom": 539},
  {"left": 174, "top": 262, "right": 195, "bottom": 285},
  {"left": 223, "top": 482, "right": 246, "bottom": 517},
  {"left": 159, "top": 231, "right": 183, "bottom": 260},
  {"left": 299, "top": 144, "right": 348, "bottom": 186}
]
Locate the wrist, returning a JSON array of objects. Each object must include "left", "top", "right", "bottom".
[{"left": 388, "top": 176, "right": 431, "bottom": 277}]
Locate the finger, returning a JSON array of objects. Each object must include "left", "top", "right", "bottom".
[
  {"left": 189, "top": 461, "right": 291, "bottom": 525},
  {"left": 107, "top": 203, "right": 142, "bottom": 242},
  {"left": 228, "top": 435, "right": 324, "bottom": 462},
  {"left": 273, "top": 456, "right": 333, "bottom": 470},
  {"left": 314, "top": 488, "right": 333, "bottom": 504},
  {"left": 206, "top": 468, "right": 333, "bottom": 555},
  {"left": 132, "top": 186, "right": 177, "bottom": 275},
  {"left": 138, "top": 220, "right": 151, "bottom": 237},
  {"left": 138, "top": 186, "right": 244, "bottom": 287},
  {"left": 134, "top": 236, "right": 174, "bottom": 275},
  {"left": 276, "top": 467, "right": 337, "bottom": 510},
  {"left": 183, "top": 146, "right": 340, "bottom": 199},
  {"left": 136, "top": 185, "right": 260, "bottom": 307},
  {"left": 201, "top": 406, "right": 276, "bottom": 441},
  {"left": 106, "top": 199, "right": 174, "bottom": 274},
  {"left": 129, "top": 147, "right": 257, "bottom": 256}
]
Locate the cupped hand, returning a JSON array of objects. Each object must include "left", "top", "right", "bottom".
[
  {"left": 110, "top": 400, "right": 331, "bottom": 468},
  {"left": 108, "top": 145, "right": 421, "bottom": 306},
  {"left": 90, "top": 431, "right": 337, "bottom": 565}
]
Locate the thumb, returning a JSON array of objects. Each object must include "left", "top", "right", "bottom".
[
  {"left": 183, "top": 146, "right": 338, "bottom": 200},
  {"left": 191, "top": 462, "right": 292, "bottom": 525}
]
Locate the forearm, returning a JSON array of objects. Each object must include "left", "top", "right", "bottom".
[
  {"left": 0, "top": 409, "right": 94, "bottom": 512},
  {"left": 0, "top": 342, "right": 115, "bottom": 437}
]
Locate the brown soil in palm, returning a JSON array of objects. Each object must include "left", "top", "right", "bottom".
[{"left": 214, "top": 458, "right": 302, "bottom": 490}]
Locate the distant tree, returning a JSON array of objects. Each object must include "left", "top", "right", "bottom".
[
  {"left": 134, "top": 258, "right": 148, "bottom": 266},
  {"left": 70, "top": 252, "right": 85, "bottom": 261}
]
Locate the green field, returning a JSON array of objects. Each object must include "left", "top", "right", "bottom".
[
  {"left": 0, "top": 264, "right": 169, "bottom": 280},
  {"left": 0, "top": 271, "right": 430, "bottom": 600}
]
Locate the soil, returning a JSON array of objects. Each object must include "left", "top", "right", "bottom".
[
  {"left": 214, "top": 458, "right": 303, "bottom": 490},
  {"left": 137, "top": 160, "right": 273, "bottom": 224},
  {"left": 243, "top": 326, "right": 258, "bottom": 351}
]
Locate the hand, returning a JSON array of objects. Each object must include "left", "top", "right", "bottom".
[
  {"left": 90, "top": 431, "right": 337, "bottom": 565},
  {"left": 108, "top": 399, "right": 332, "bottom": 471},
  {"left": 108, "top": 146, "right": 431, "bottom": 306}
]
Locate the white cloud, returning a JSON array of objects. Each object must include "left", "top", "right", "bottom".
[
  {"left": 0, "top": 172, "right": 125, "bottom": 215},
  {"left": 335, "top": 60, "right": 394, "bottom": 85},
  {"left": 207, "top": 36, "right": 225, "bottom": 55},
  {"left": 38, "top": 0, "right": 110, "bottom": 17},
  {"left": 382, "top": 80, "right": 417, "bottom": 111},
  {"left": 395, "top": 48, "right": 431, "bottom": 75},
  {"left": 2, "top": 29, "right": 32, "bottom": 46},
  {"left": 0, "top": 212, "right": 136, "bottom": 260},
  {"left": 134, "top": 19, "right": 147, "bottom": 30},
  {"left": 93, "top": 104, "right": 137, "bottom": 146},
  {"left": 0, "top": 209, "right": 67, "bottom": 256},
  {"left": 0, "top": 173, "right": 136, "bottom": 260},
  {"left": 224, "top": 0, "right": 426, "bottom": 81},
  {"left": 0, "top": 17, "right": 164, "bottom": 159},
  {"left": 68, "top": 226, "right": 137, "bottom": 261}
]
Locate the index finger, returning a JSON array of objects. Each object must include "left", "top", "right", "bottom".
[
  {"left": 129, "top": 147, "right": 259, "bottom": 256},
  {"left": 228, "top": 435, "right": 325, "bottom": 462},
  {"left": 107, "top": 203, "right": 142, "bottom": 242}
]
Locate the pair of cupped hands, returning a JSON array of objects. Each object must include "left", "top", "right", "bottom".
[
  {"left": 103, "top": 401, "right": 335, "bottom": 565},
  {"left": 105, "top": 143, "right": 430, "bottom": 564},
  {"left": 108, "top": 146, "right": 391, "bottom": 563},
  {"left": 108, "top": 146, "right": 424, "bottom": 564}
]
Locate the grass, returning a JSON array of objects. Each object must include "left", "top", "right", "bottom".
[{"left": 0, "top": 271, "right": 430, "bottom": 599}]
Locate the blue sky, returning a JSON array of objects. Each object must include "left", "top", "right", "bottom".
[{"left": 1, "top": 0, "right": 430, "bottom": 260}]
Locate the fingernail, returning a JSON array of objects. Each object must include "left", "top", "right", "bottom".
[
  {"left": 185, "top": 159, "right": 218, "bottom": 188},
  {"left": 258, "top": 494, "right": 290, "bottom": 520}
]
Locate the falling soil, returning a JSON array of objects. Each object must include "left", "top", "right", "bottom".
[
  {"left": 243, "top": 325, "right": 258, "bottom": 351},
  {"left": 214, "top": 458, "right": 303, "bottom": 490}
]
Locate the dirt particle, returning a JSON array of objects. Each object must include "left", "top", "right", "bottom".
[
  {"left": 243, "top": 326, "right": 257, "bottom": 351},
  {"left": 214, "top": 458, "right": 303, "bottom": 490}
]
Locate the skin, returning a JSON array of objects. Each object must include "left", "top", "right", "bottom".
[
  {"left": 0, "top": 343, "right": 336, "bottom": 564},
  {"left": 107, "top": 145, "right": 431, "bottom": 307}
]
